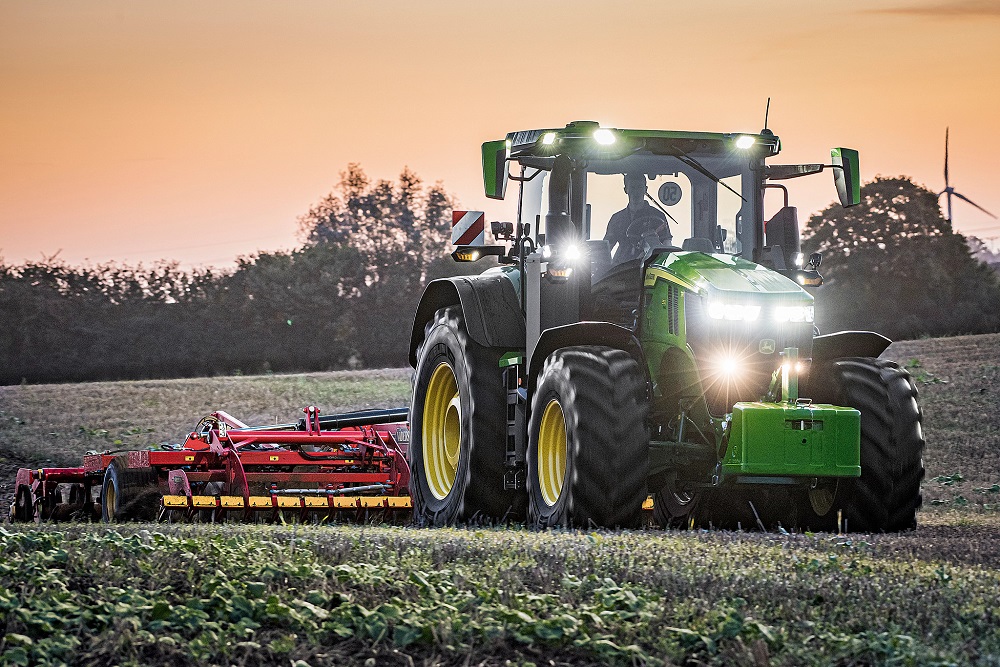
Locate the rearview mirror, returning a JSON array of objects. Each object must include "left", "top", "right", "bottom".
[
  {"left": 831, "top": 147, "right": 860, "bottom": 207},
  {"left": 482, "top": 140, "right": 509, "bottom": 200}
]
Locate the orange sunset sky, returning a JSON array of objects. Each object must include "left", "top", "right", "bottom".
[{"left": 2, "top": 1, "right": 999, "bottom": 268}]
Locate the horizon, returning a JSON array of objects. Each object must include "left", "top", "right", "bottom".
[{"left": 2, "top": 0, "right": 999, "bottom": 268}]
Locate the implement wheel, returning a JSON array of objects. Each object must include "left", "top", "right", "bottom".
[
  {"left": 801, "top": 357, "right": 925, "bottom": 532},
  {"left": 101, "top": 457, "right": 160, "bottom": 522},
  {"left": 528, "top": 346, "right": 649, "bottom": 529},
  {"left": 653, "top": 482, "right": 699, "bottom": 529},
  {"left": 12, "top": 485, "right": 34, "bottom": 523},
  {"left": 409, "top": 306, "right": 523, "bottom": 526}
]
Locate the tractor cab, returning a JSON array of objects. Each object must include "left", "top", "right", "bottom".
[
  {"left": 512, "top": 124, "right": 760, "bottom": 268},
  {"left": 477, "top": 120, "right": 859, "bottom": 285}
]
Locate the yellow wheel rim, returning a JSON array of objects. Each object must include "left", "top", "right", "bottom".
[
  {"left": 105, "top": 481, "right": 117, "bottom": 518},
  {"left": 538, "top": 399, "right": 568, "bottom": 507},
  {"left": 422, "top": 362, "right": 461, "bottom": 500}
]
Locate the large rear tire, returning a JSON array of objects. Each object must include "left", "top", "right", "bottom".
[
  {"left": 801, "top": 357, "right": 924, "bottom": 532},
  {"left": 528, "top": 346, "right": 649, "bottom": 529},
  {"left": 409, "top": 306, "right": 523, "bottom": 526},
  {"left": 101, "top": 457, "right": 160, "bottom": 522}
]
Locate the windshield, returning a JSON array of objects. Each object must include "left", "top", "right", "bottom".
[{"left": 520, "top": 152, "right": 755, "bottom": 262}]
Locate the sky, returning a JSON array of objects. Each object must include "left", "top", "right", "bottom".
[{"left": 2, "top": 0, "right": 999, "bottom": 268}]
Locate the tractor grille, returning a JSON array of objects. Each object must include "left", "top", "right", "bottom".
[
  {"left": 685, "top": 296, "right": 814, "bottom": 417},
  {"left": 667, "top": 284, "right": 679, "bottom": 335}
]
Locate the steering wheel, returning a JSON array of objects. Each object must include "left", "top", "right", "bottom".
[
  {"left": 613, "top": 213, "right": 671, "bottom": 264},
  {"left": 625, "top": 212, "right": 668, "bottom": 240}
]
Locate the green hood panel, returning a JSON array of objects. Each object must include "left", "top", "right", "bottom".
[{"left": 647, "top": 252, "right": 812, "bottom": 304}]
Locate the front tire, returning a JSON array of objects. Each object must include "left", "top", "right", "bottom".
[
  {"left": 528, "top": 346, "right": 649, "bottom": 529},
  {"left": 801, "top": 357, "right": 924, "bottom": 532},
  {"left": 408, "top": 306, "right": 523, "bottom": 526}
]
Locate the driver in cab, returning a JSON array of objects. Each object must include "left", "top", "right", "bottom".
[{"left": 604, "top": 173, "right": 671, "bottom": 263}]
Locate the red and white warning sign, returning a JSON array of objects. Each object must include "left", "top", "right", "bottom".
[{"left": 451, "top": 210, "right": 485, "bottom": 246}]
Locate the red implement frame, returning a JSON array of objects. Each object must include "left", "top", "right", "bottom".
[{"left": 9, "top": 406, "right": 411, "bottom": 523}]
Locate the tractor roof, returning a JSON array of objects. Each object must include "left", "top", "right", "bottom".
[{"left": 504, "top": 120, "right": 781, "bottom": 160}]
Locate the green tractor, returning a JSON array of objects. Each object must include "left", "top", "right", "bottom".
[{"left": 407, "top": 121, "right": 924, "bottom": 532}]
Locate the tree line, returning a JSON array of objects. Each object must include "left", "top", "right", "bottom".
[
  {"left": 1, "top": 170, "right": 998, "bottom": 385},
  {"left": 0, "top": 165, "right": 482, "bottom": 385}
]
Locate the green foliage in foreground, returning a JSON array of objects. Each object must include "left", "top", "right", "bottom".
[{"left": 2, "top": 525, "right": 998, "bottom": 666}]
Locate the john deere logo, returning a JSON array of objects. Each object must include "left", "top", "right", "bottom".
[{"left": 759, "top": 339, "right": 776, "bottom": 354}]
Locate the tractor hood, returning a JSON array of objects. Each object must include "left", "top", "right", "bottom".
[{"left": 645, "top": 251, "right": 813, "bottom": 305}]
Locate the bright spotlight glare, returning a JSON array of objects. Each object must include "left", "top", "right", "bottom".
[
  {"left": 593, "top": 128, "right": 616, "bottom": 145},
  {"left": 735, "top": 135, "right": 755, "bottom": 149},
  {"left": 542, "top": 132, "right": 557, "bottom": 145},
  {"left": 563, "top": 243, "right": 583, "bottom": 261},
  {"left": 717, "top": 355, "right": 741, "bottom": 378},
  {"left": 782, "top": 361, "right": 805, "bottom": 373},
  {"left": 541, "top": 245, "right": 553, "bottom": 260}
]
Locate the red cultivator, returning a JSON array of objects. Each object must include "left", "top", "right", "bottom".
[{"left": 10, "top": 407, "right": 412, "bottom": 523}]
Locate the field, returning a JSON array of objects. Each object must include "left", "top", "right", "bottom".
[{"left": 1, "top": 334, "right": 999, "bottom": 665}]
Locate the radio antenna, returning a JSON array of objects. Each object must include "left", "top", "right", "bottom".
[{"left": 763, "top": 97, "right": 771, "bottom": 131}]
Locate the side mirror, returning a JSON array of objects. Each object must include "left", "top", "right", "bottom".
[
  {"left": 831, "top": 147, "right": 860, "bottom": 207},
  {"left": 482, "top": 140, "right": 509, "bottom": 200}
]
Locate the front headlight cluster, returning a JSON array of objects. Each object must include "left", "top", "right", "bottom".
[
  {"left": 708, "top": 302, "right": 761, "bottom": 321},
  {"left": 773, "top": 305, "right": 814, "bottom": 323},
  {"left": 707, "top": 301, "right": 814, "bottom": 323}
]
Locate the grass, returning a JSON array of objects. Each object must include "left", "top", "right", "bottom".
[
  {"left": 2, "top": 333, "right": 1000, "bottom": 665},
  {"left": 0, "top": 368, "right": 412, "bottom": 467}
]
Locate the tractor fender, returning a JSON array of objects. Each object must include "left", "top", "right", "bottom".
[
  {"left": 408, "top": 275, "right": 525, "bottom": 367},
  {"left": 527, "top": 322, "right": 649, "bottom": 396},
  {"left": 811, "top": 330, "right": 892, "bottom": 364}
]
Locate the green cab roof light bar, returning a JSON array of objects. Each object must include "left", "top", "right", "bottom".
[{"left": 481, "top": 120, "right": 783, "bottom": 200}]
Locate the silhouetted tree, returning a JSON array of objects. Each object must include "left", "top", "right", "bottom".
[
  {"left": 296, "top": 164, "right": 473, "bottom": 366},
  {"left": 803, "top": 176, "right": 1000, "bottom": 338}
]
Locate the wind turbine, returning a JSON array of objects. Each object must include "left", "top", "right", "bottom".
[{"left": 939, "top": 127, "right": 997, "bottom": 224}]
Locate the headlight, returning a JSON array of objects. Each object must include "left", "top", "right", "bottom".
[
  {"left": 707, "top": 301, "right": 761, "bottom": 322},
  {"left": 716, "top": 354, "right": 741, "bottom": 378},
  {"left": 593, "top": 128, "right": 616, "bottom": 145},
  {"left": 541, "top": 243, "right": 582, "bottom": 262},
  {"left": 773, "top": 305, "right": 814, "bottom": 323},
  {"left": 562, "top": 243, "right": 582, "bottom": 261}
]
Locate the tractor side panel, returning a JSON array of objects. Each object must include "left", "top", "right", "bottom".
[{"left": 641, "top": 272, "right": 714, "bottom": 428}]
